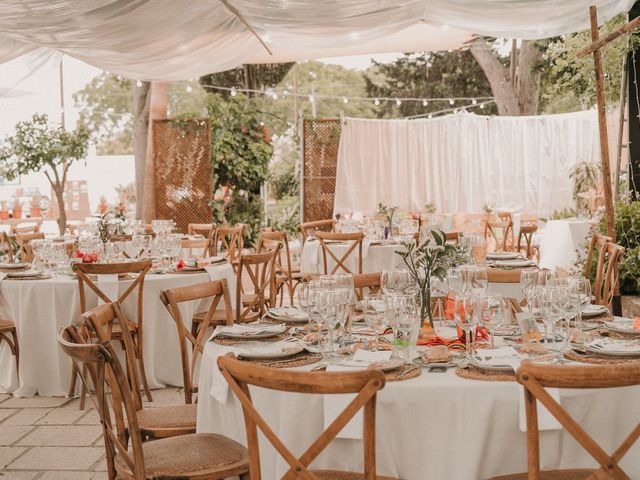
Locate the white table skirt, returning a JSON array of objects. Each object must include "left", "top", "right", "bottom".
[
  {"left": 301, "top": 241, "right": 403, "bottom": 275},
  {"left": 0, "top": 263, "right": 236, "bottom": 397},
  {"left": 197, "top": 342, "right": 640, "bottom": 479},
  {"left": 539, "top": 220, "right": 593, "bottom": 272}
]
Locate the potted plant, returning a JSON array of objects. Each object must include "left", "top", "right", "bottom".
[
  {"left": 395, "top": 230, "right": 459, "bottom": 329},
  {"left": 377, "top": 202, "right": 398, "bottom": 239},
  {"left": 12, "top": 196, "right": 22, "bottom": 219},
  {"left": 29, "top": 195, "right": 42, "bottom": 218},
  {"left": 0, "top": 201, "right": 8, "bottom": 220}
]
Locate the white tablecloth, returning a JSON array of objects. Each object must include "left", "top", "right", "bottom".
[
  {"left": 0, "top": 263, "right": 236, "bottom": 397},
  {"left": 301, "top": 240, "right": 403, "bottom": 275},
  {"left": 197, "top": 341, "right": 640, "bottom": 479},
  {"left": 538, "top": 220, "right": 593, "bottom": 272}
]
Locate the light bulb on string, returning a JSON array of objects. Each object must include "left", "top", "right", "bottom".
[
  {"left": 449, "top": 98, "right": 455, "bottom": 105},
  {"left": 136, "top": 80, "right": 142, "bottom": 87},
  {"left": 374, "top": 98, "right": 380, "bottom": 106},
  {"left": 480, "top": 103, "right": 485, "bottom": 109},
  {"left": 396, "top": 98, "right": 401, "bottom": 107},
  {"left": 471, "top": 98, "right": 477, "bottom": 105},
  {"left": 422, "top": 99, "right": 428, "bottom": 107},
  {"left": 230, "top": 87, "right": 237, "bottom": 97},
  {"left": 343, "top": 97, "right": 349, "bottom": 104},
  {"left": 453, "top": 109, "right": 458, "bottom": 114},
  {"left": 186, "top": 85, "right": 193, "bottom": 93},
  {"left": 272, "top": 92, "right": 279, "bottom": 100},
  {"left": 428, "top": 114, "right": 433, "bottom": 119},
  {"left": 309, "top": 94, "right": 315, "bottom": 103}
]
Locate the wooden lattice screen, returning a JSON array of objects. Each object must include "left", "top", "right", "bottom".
[
  {"left": 153, "top": 119, "right": 212, "bottom": 233},
  {"left": 302, "top": 118, "right": 341, "bottom": 222}
]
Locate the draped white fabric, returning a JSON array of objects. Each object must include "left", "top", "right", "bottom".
[
  {"left": 0, "top": 0, "right": 633, "bottom": 80},
  {"left": 333, "top": 111, "right": 610, "bottom": 217}
]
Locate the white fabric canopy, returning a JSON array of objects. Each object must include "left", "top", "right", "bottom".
[
  {"left": 333, "top": 111, "right": 614, "bottom": 217},
  {"left": 0, "top": 0, "right": 633, "bottom": 80}
]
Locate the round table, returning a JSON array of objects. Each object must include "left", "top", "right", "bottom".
[
  {"left": 0, "top": 262, "right": 236, "bottom": 397},
  {"left": 301, "top": 240, "right": 403, "bottom": 275},
  {"left": 197, "top": 340, "right": 640, "bottom": 479}
]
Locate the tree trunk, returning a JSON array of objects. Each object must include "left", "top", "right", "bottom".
[
  {"left": 142, "top": 81, "right": 168, "bottom": 222},
  {"left": 53, "top": 185, "right": 66, "bottom": 235},
  {"left": 470, "top": 38, "right": 520, "bottom": 116},
  {"left": 517, "top": 40, "right": 541, "bottom": 115},
  {"left": 133, "top": 81, "right": 151, "bottom": 219}
]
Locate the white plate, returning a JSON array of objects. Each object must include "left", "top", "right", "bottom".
[
  {"left": 6, "top": 269, "right": 44, "bottom": 278},
  {"left": 604, "top": 319, "right": 640, "bottom": 336},
  {"left": 336, "top": 357, "right": 404, "bottom": 372},
  {"left": 581, "top": 305, "right": 608, "bottom": 317},
  {"left": 585, "top": 338, "right": 640, "bottom": 357},
  {"left": 486, "top": 252, "right": 522, "bottom": 260},
  {"left": 266, "top": 307, "right": 309, "bottom": 323},
  {"left": 237, "top": 344, "right": 304, "bottom": 360},
  {"left": 494, "top": 259, "right": 536, "bottom": 268},
  {"left": 222, "top": 330, "right": 284, "bottom": 340},
  {"left": 0, "top": 262, "right": 30, "bottom": 270}
]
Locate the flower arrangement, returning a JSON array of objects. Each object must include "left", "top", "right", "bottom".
[
  {"left": 395, "top": 229, "right": 459, "bottom": 328},
  {"left": 377, "top": 202, "right": 398, "bottom": 237}
]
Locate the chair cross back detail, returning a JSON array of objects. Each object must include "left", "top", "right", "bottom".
[
  {"left": 594, "top": 242, "right": 624, "bottom": 309},
  {"left": 298, "top": 219, "right": 335, "bottom": 243},
  {"left": 316, "top": 231, "right": 364, "bottom": 275},
  {"left": 516, "top": 362, "right": 640, "bottom": 480},
  {"left": 213, "top": 225, "right": 244, "bottom": 266},
  {"left": 218, "top": 354, "right": 386, "bottom": 480},
  {"left": 353, "top": 272, "right": 381, "bottom": 301},
  {"left": 160, "top": 279, "right": 233, "bottom": 404},
  {"left": 237, "top": 248, "right": 279, "bottom": 321},
  {"left": 15, "top": 232, "right": 44, "bottom": 263}
]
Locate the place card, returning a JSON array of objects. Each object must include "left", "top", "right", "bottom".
[{"left": 515, "top": 311, "right": 541, "bottom": 343}]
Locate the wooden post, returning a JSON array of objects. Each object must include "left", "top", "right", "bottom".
[
  {"left": 615, "top": 55, "right": 628, "bottom": 197},
  {"left": 590, "top": 6, "right": 616, "bottom": 240},
  {"left": 142, "top": 81, "right": 168, "bottom": 222}
]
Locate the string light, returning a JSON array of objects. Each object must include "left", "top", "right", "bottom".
[
  {"left": 186, "top": 85, "right": 193, "bottom": 93},
  {"left": 471, "top": 98, "right": 477, "bottom": 105},
  {"left": 422, "top": 99, "right": 428, "bottom": 107},
  {"left": 230, "top": 87, "right": 237, "bottom": 97},
  {"left": 135, "top": 80, "right": 142, "bottom": 87},
  {"left": 374, "top": 98, "right": 380, "bottom": 106},
  {"left": 449, "top": 99, "right": 455, "bottom": 105},
  {"left": 480, "top": 103, "right": 485, "bottom": 109},
  {"left": 343, "top": 96, "right": 349, "bottom": 104},
  {"left": 396, "top": 98, "right": 402, "bottom": 106}
]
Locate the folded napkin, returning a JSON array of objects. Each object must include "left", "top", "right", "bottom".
[
  {"left": 361, "top": 237, "right": 372, "bottom": 258},
  {"left": 304, "top": 240, "right": 321, "bottom": 267},
  {"left": 267, "top": 307, "right": 309, "bottom": 321},
  {"left": 323, "top": 350, "right": 392, "bottom": 440},
  {"left": 97, "top": 274, "right": 119, "bottom": 305},
  {"left": 210, "top": 322, "right": 285, "bottom": 338},
  {"left": 587, "top": 338, "right": 640, "bottom": 353}
]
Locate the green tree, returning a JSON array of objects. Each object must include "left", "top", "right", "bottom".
[
  {"left": 207, "top": 93, "right": 273, "bottom": 245},
  {"left": 200, "top": 63, "right": 295, "bottom": 97},
  {"left": 0, "top": 114, "right": 91, "bottom": 234},
  {"left": 365, "top": 51, "right": 497, "bottom": 117}
]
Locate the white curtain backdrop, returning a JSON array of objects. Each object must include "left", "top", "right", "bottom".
[
  {"left": 333, "top": 111, "right": 613, "bottom": 217},
  {"left": 0, "top": 1, "right": 632, "bottom": 80}
]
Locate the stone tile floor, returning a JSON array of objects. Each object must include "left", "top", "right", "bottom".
[{"left": 0, "top": 387, "right": 184, "bottom": 479}]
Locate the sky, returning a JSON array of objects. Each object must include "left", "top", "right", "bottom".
[{"left": 0, "top": 51, "right": 401, "bottom": 209}]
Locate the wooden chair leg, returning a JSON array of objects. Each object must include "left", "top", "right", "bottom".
[
  {"left": 136, "top": 345, "right": 153, "bottom": 402},
  {"left": 79, "top": 363, "right": 88, "bottom": 410},
  {"left": 68, "top": 362, "right": 78, "bottom": 398},
  {"left": 10, "top": 330, "right": 19, "bottom": 379}
]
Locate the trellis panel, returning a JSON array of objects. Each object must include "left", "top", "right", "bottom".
[
  {"left": 302, "top": 118, "right": 341, "bottom": 222},
  {"left": 153, "top": 119, "right": 211, "bottom": 233}
]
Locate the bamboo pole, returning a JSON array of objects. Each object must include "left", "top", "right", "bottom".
[
  {"left": 590, "top": 6, "right": 616, "bottom": 239},
  {"left": 615, "top": 55, "right": 628, "bottom": 197}
]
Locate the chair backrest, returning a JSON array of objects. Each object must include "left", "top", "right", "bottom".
[
  {"left": 218, "top": 353, "right": 386, "bottom": 480},
  {"left": 187, "top": 223, "right": 216, "bottom": 237},
  {"left": 236, "top": 249, "right": 279, "bottom": 322},
  {"left": 159, "top": 279, "right": 233, "bottom": 404},
  {"left": 517, "top": 225, "right": 538, "bottom": 259},
  {"left": 72, "top": 260, "right": 152, "bottom": 331},
  {"left": 15, "top": 232, "right": 45, "bottom": 263},
  {"left": 516, "top": 361, "right": 640, "bottom": 480},
  {"left": 316, "top": 231, "right": 364, "bottom": 275},
  {"left": 353, "top": 272, "right": 381, "bottom": 301},
  {"left": 594, "top": 241, "right": 624, "bottom": 309},
  {"left": 258, "top": 229, "right": 295, "bottom": 273},
  {"left": 213, "top": 225, "right": 244, "bottom": 266},
  {"left": 181, "top": 238, "right": 211, "bottom": 258},
  {"left": 298, "top": 219, "right": 335, "bottom": 243},
  {"left": 584, "top": 233, "right": 612, "bottom": 280},
  {"left": 1, "top": 231, "right": 13, "bottom": 262},
  {"left": 11, "top": 222, "right": 41, "bottom": 235},
  {"left": 485, "top": 212, "right": 514, "bottom": 252},
  {"left": 445, "top": 231, "right": 461, "bottom": 244},
  {"left": 59, "top": 305, "right": 147, "bottom": 480}
]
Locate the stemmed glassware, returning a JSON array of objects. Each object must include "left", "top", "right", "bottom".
[
  {"left": 454, "top": 292, "right": 478, "bottom": 360},
  {"left": 520, "top": 269, "right": 538, "bottom": 311},
  {"left": 470, "top": 267, "right": 488, "bottom": 295},
  {"left": 364, "top": 293, "right": 387, "bottom": 351},
  {"left": 539, "top": 286, "right": 563, "bottom": 344},
  {"left": 479, "top": 293, "right": 507, "bottom": 349},
  {"left": 381, "top": 268, "right": 412, "bottom": 295},
  {"left": 386, "top": 293, "right": 418, "bottom": 361}
]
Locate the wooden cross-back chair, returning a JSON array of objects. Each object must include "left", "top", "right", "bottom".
[
  {"left": 81, "top": 302, "right": 199, "bottom": 440},
  {"left": 69, "top": 259, "right": 153, "bottom": 407},
  {"left": 11, "top": 222, "right": 41, "bottom": 235},
  {"left": 58, "top": 315, "right": 250, "bottom": 480},
  {"left": 181, "top": 238, "right": 211, "bottom": 258},
  {"left": 0, "top": 231, "right": 14, "bottom": 262},
  {"left": 160, "top": 279, "right": 234, "bottom": 404},
  {"left": 298, "top": 219, "right": 336, "bottom": 243},
  {"left": 257, "top": 230, "right": 303, "bottom": 306},
  {"left": 15, "top": 232, "right": 44, "bottom": 263},
  {"left": 584, "top": 233, "right": 612, "bottom": 280},
  {"left": 593, "top": 241, "right": 624, "bottom": 310},
  {"left": 213, "top": 225, "right": 244, "bottom": 271},
  {"left": 0, "top": 319, "right": 18, "bottom": 379},
  {"left": 353, "top": 272, "right": 382, "bottom": 301},
  {"left": 218, "top": 353, "right": 396, "bottom": 480},
  {"left": 484, "top": 211, "right": 514, "bottom": 252},
  {"left": 316, "top": 231, "right": 364, "bottom": 276},
  {"left": 517, "top": 225, "right": 539, "bottom": 261},
  {"left": 187, "top": 222, "right": 216, "bottom": 237},
  {"left": 235, "top": 249, "right": 279, "bottom": 323},
  {"left": 492, "top": 361, "right": 640, "bottom": 480},
  {"left": 445, "top": 231, "right": 461, "bottom": 244}
]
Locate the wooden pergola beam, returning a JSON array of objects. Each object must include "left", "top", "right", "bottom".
[
  {"left": 577, "top": 13, "right": 640, "bottom": 58},
  {"left": 589, "top": 6, "right": 616, "bottom": 239}
]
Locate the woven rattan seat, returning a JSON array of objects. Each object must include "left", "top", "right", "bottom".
[
  {"left": 491, "top": 469, "right": 595, "bottom": 480},
  {"left": 137, "top": 403, "right": 197, "bottom": 436},
  {"left": 114, "top": 433, "right": 248, "bottom": 478},
  {"left": 310, "top": 470, "right": 397, "bottom": 480}
]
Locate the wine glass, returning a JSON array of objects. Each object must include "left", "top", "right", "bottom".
[
  {"left": 479, "top": 293, "right": 507, "bottom": 349},
  {"left": 386, "top": 293, "right": 418, "bottom": 361},
  {"left": 319, "top": 275, "right": 336, "bottom": 291},
  {"left": 381, "top": 269, "right": 411, "bottom": 295},
  {"left": 471, "top": 267, "right": 488, "bottom": 295},
  {"left": 539, "top": 286, "right": 562, "bottom": 344},
  {"left": 364, "top": 293, "right": 387, "bottom": 351},
  {"left": 520, "top": 269, "right": 538, "bottom": 312},
  {"left": 454, "top": 292, "right": 478, "bottom": 360}
]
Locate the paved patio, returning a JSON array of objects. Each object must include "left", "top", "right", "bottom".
[{"left": 0, "top": 388, "right": 184, "bottom": 479}]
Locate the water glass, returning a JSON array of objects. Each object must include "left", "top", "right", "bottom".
[
  {"left": 520, "top": 269, "right": 538, "bottom": 311},
  {"left": 381, "top": 269, "right": 412, "bottom": 295},
  {"left": 471, "top": 267, "right": 488, "bottom": 295},
  {"left": 454, "top": 293, "right": 478, "bottom": 359},
  {"left": 479, "top": 293, "right": 507, "bottom": 348},
  {"left": 364, "top": 293, "right": 387, "bottom": 351}
]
